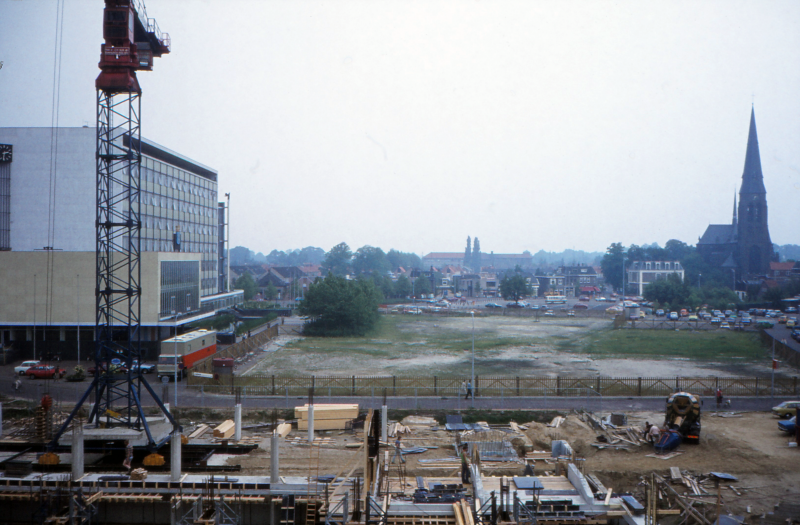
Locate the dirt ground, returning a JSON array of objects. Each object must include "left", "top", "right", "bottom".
[
  {"left": 220, "top": 409, "right": 800, "bottom": 520},
  {"left": 245, "top": 317, "right": 784, "bottom": 378}
]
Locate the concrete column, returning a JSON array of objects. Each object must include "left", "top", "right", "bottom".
[
  {"left": 171, "top": 429, "right": 181, "bottom": 482},
  {"left": 72, "top": 423, "right": 84, "bottom": 480},
  {"left": 381, "top": 405, "right": 388, "bottom": 444},
  {"left": 234, "top": 404, "right": 242, "bottom": 442},
  {"left": 307, "top": 404, "right": 314, "bottom": 443},
  {"left": 270, "top": 430, "right": 280, "bottom": 484}
]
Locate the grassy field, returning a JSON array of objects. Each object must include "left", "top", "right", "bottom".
[
  {"left": 246, "top": 314, "right": 772, "bottom": 377},
  {"left": 572, "top": 329, "right": 765, "bottom": 360}
]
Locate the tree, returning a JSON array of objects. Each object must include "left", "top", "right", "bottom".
[
  {"left": 601, "top": 243, "right": 624, "bottom": 291},
  {"left": 353, "top": 245, "right": 390, "bottom": 275},
  {"left": 412, "top": 275, "right": 431, "bottom": 297},
  {"left": 386, "top": 249, "right": 421, "bottom": 270},
  {"left": 394, "top": 275, "right": 412, "bottom": 298},
  {"left": 263, "top": 282, "right": 278, "bottom": 300},
  {"left": 472, "top": 238, "right": 482, "bottom": 270},
  {"left": 234, "top": 272, "right": 258, "bottom": 300},
  {"left": 464, "top": 236, "right": 472, "bottom": 267},
  {"left": 499, "top": 274, "right": 531, "bottom": 304},
  {"left": 322, "top": 242, "right": 352, "bottom": 276},
  {"left": 299, "top": 274, "right": 381, "bottom": 336},
  {"left": 643, "top": 274, "right": 688, "bottom": 309},
  {"left": 764, "top": 286, "right": 785, "bottom": 309}
]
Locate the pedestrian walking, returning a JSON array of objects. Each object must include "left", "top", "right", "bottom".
[
  {"left": 464, "top": 381, "right": 473, "bottom": 400},
  {"left": 715, "top": 388, "right": 723, "bottom": 409},
  {"left": 14, "top": 379, "right": 21, "bottom": 392},
  {"left": 391, "top": 435, "right": 405, "bottom": 464}
]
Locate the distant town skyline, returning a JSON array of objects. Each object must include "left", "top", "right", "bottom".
[{"left": 1, "top": 1, "right": 799, "bottom": 254}]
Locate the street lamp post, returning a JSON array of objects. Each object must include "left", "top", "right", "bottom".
[
  {"left": 171, "top": 296, "right": 178, "bottom": 407},
  {"left": 470, "top": 311, "right": 475, "bottom": 408}
]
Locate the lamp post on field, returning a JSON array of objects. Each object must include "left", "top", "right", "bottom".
[{"left": 470, "top": 311, "right": 475, "bottom": 408}]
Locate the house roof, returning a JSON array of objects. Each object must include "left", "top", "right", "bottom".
[
  {"left": 740, "top": 107, "right": 767, "bottom": 195},
  {"left": 423, "top": 253, "right": 465, "bottom": 259},
  {"left": 698, "top": 224, "right": 736, "bottom": 245},
  {"left": 770, "top": 262, "right": 795, "bottom": 271}
]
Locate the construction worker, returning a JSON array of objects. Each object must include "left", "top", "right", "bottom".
[
  {"left": 123, "top": 440, "right": 133, "bottom": 470},
  {"left": 715, "top": 388, "right": 723, "bottom": 409},
  {"left": 460, "top": 444, "right": 470, "bottom": 484},
  {"left": 648, "top": 424, "right": 661, "bottom": 443},
  {"left": 391, "top": 434, "right": 405, "bottom": 464},
  {"left": 465, "top": 381, "right": 473, "bottom": 400}
]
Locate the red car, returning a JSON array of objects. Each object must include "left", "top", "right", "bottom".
[{"left": 26, "top": 365, "right": 66, "bottom": 379}]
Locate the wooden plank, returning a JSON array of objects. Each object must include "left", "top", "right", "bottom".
[
  {"left": 213, "top": 420, "right": 235, "bottom": 439},
  {"left": 277, "top": 423, "right": 292, "bottom": 437},
  {"left": 452, "top": 502, "right": 466, "bottom": 525},
  {"left": 298, "top": 419, "right": 351, "bottom": 431},
  {"left": 604, "top": 488, "right": 613, "bottom": 505}
]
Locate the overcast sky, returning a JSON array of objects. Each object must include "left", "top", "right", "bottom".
[{"left": 1, "top": 0, "right": 799, "bottom": 257}]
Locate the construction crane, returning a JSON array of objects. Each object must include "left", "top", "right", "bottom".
[{"left": 51, "top": 0, "right": 175, "bottom": 451}]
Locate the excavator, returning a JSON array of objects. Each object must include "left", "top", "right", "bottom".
[{"left": 655, "top": 392, "right": 702, "bottom": 452}]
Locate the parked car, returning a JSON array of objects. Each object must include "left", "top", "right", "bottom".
[
  {"left": 573, "top": 303, "right": 588, "bottom": 310},
  {"left": 15, "top": 360, "right": 41, "bottom": 376},
  {"left": 484, "top": 303, "right": 503, "bottom": 309},
  {"left": 791, "top": 329, "right": 800, "bottom": 342},
  {"left": 778, "top": 316, "right": 788, "bottom": 324},
  {"left": 668, "top": 311, "right": 679, "bottom": 320},
  {"left": 741, "top": 317, "right": 752, "bottom": 325},
  {"left": 567, "top": 310, "right": 576, "bottom": 317},
  {"left": 786, "top": 307, "right": 798, "bottom": 313},
  {"left": 778, "top": 416, "right": 796, "bottom": 434},
  {"left": 711, "top": 317, "right": 721, "bottom": 324},
  {"left": 543, "top": 310, "right": 555, "bottom": 316},
  {"left": 787, "top": 318, "right": 796, "bottom": 329},
  {"left": 756, "top": 321, "right": 774, "bottom": 329},
  {"left": 506, "top": 302, "right": 524, "bottom": 308},
  {"left": 26, "top": 365, "right": 66, "bottom": 379},
  {"left": 88, "top": 362, "right": 129, "bottom": 376},
  {"left": 131, "top": 360, "right": 156, "bottom": 374},
  {"left": 679, "top": 309, "right": 688, "bottom": 317},
  {"left": 655, "top": 309, "right": 665, "bottom": 317},
  {"left": 772, "top": 400, "right": 800, "bottom": 418},
  {"left": 688, "top": 314, "right": 698, "bottom": 321},
  {"left": 579, "top": 295, "right": 590, "bottom": 302}
]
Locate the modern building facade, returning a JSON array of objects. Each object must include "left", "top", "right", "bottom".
[
  {"left": 0, "top": 127, "right": 242, "bottom": 360},
  {"left": 697, "top": 108, "right": 777, "bottom": 281},
  {"left": 626, "top": 260, "right": 684, "bottom": 296}
]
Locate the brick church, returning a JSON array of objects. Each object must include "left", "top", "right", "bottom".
[{"left": 697, "top": 108, "right": 776, "bottom": 283}]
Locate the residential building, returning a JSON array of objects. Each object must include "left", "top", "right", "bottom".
[
  {"left": 626, "top": 261, "right": 685, "bottom": 296},
  {"left": 422, "top": 251, "right": 533, "bottom": 271},
  {"left": 0, "top": 127, "right": 243, "bottom": 360}
]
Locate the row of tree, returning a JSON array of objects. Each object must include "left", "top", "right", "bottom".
[{"left": 322, "top": 243, "right": 421, "bottom": 276}]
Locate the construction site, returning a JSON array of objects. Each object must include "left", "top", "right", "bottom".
[{"left": 1, "top": 0, "right": 799, "bottom": 523}]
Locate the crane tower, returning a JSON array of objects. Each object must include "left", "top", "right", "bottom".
[{"left": 53, "top": 0, "right": 175, "bottom": 448}]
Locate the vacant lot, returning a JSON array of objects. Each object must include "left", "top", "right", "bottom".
[{"left": 246, "top": 314, "right": 783, "bottom": 378}]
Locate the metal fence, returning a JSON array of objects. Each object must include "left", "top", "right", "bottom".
[{"left": 188, "top": 374, "right": 799, "bottom": 398}]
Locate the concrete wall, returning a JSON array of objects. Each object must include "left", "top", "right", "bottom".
[
  {"left": 0, "top": 127, "right": 96, "bottom": 252},
  {"left": 0, "top": 251, "right": 201, "bottom": 326}
]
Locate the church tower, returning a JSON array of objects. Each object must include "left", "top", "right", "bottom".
[{"left": 735, "top": 107, "right": 774, "bottom": 277}]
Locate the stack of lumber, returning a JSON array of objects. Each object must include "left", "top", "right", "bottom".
[
  {"left": 524, "top": 450, "right": 552, "bottom": 461},
  {"left": 295, "top": 404, "right": 359, "bottom": 430},
  {"left": 213, "top": 420, "right": 236, "bottom": 439},
  {"left": 387, "top": 422, "right": 411, "bottom": 437},
  {"left": 189, "top": 424, "right": 211, "bottom": 439}
]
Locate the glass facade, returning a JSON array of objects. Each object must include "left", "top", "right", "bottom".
[
  {"left": 160, "top": 260, "right": 200, "bottom": 318},
  {"left": 140, "top": 155, "right": 219, "bottom": 297}
]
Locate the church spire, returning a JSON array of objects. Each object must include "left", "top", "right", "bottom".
[{"left": 740, "top": 106, "right": 766, "bottom": 194}]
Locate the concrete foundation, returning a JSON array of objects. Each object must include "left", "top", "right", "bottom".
[
  {"left": 235, "top": 403, "right": 242, "bottom": 442},
  {"left": 72, "top": 423, "right": 84, "bottom": 480},
  {"left": 170, "top": 429, "right": 181, "bottom": 482},
  {"left": 270, "top": 430, "right": 279, "bottom": 484},
  {"left": 382, "top": 405, "right": 388, "bottom": 443},
  {"left": 307, "top": 404, "right": 314, "bottom": 443}
]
